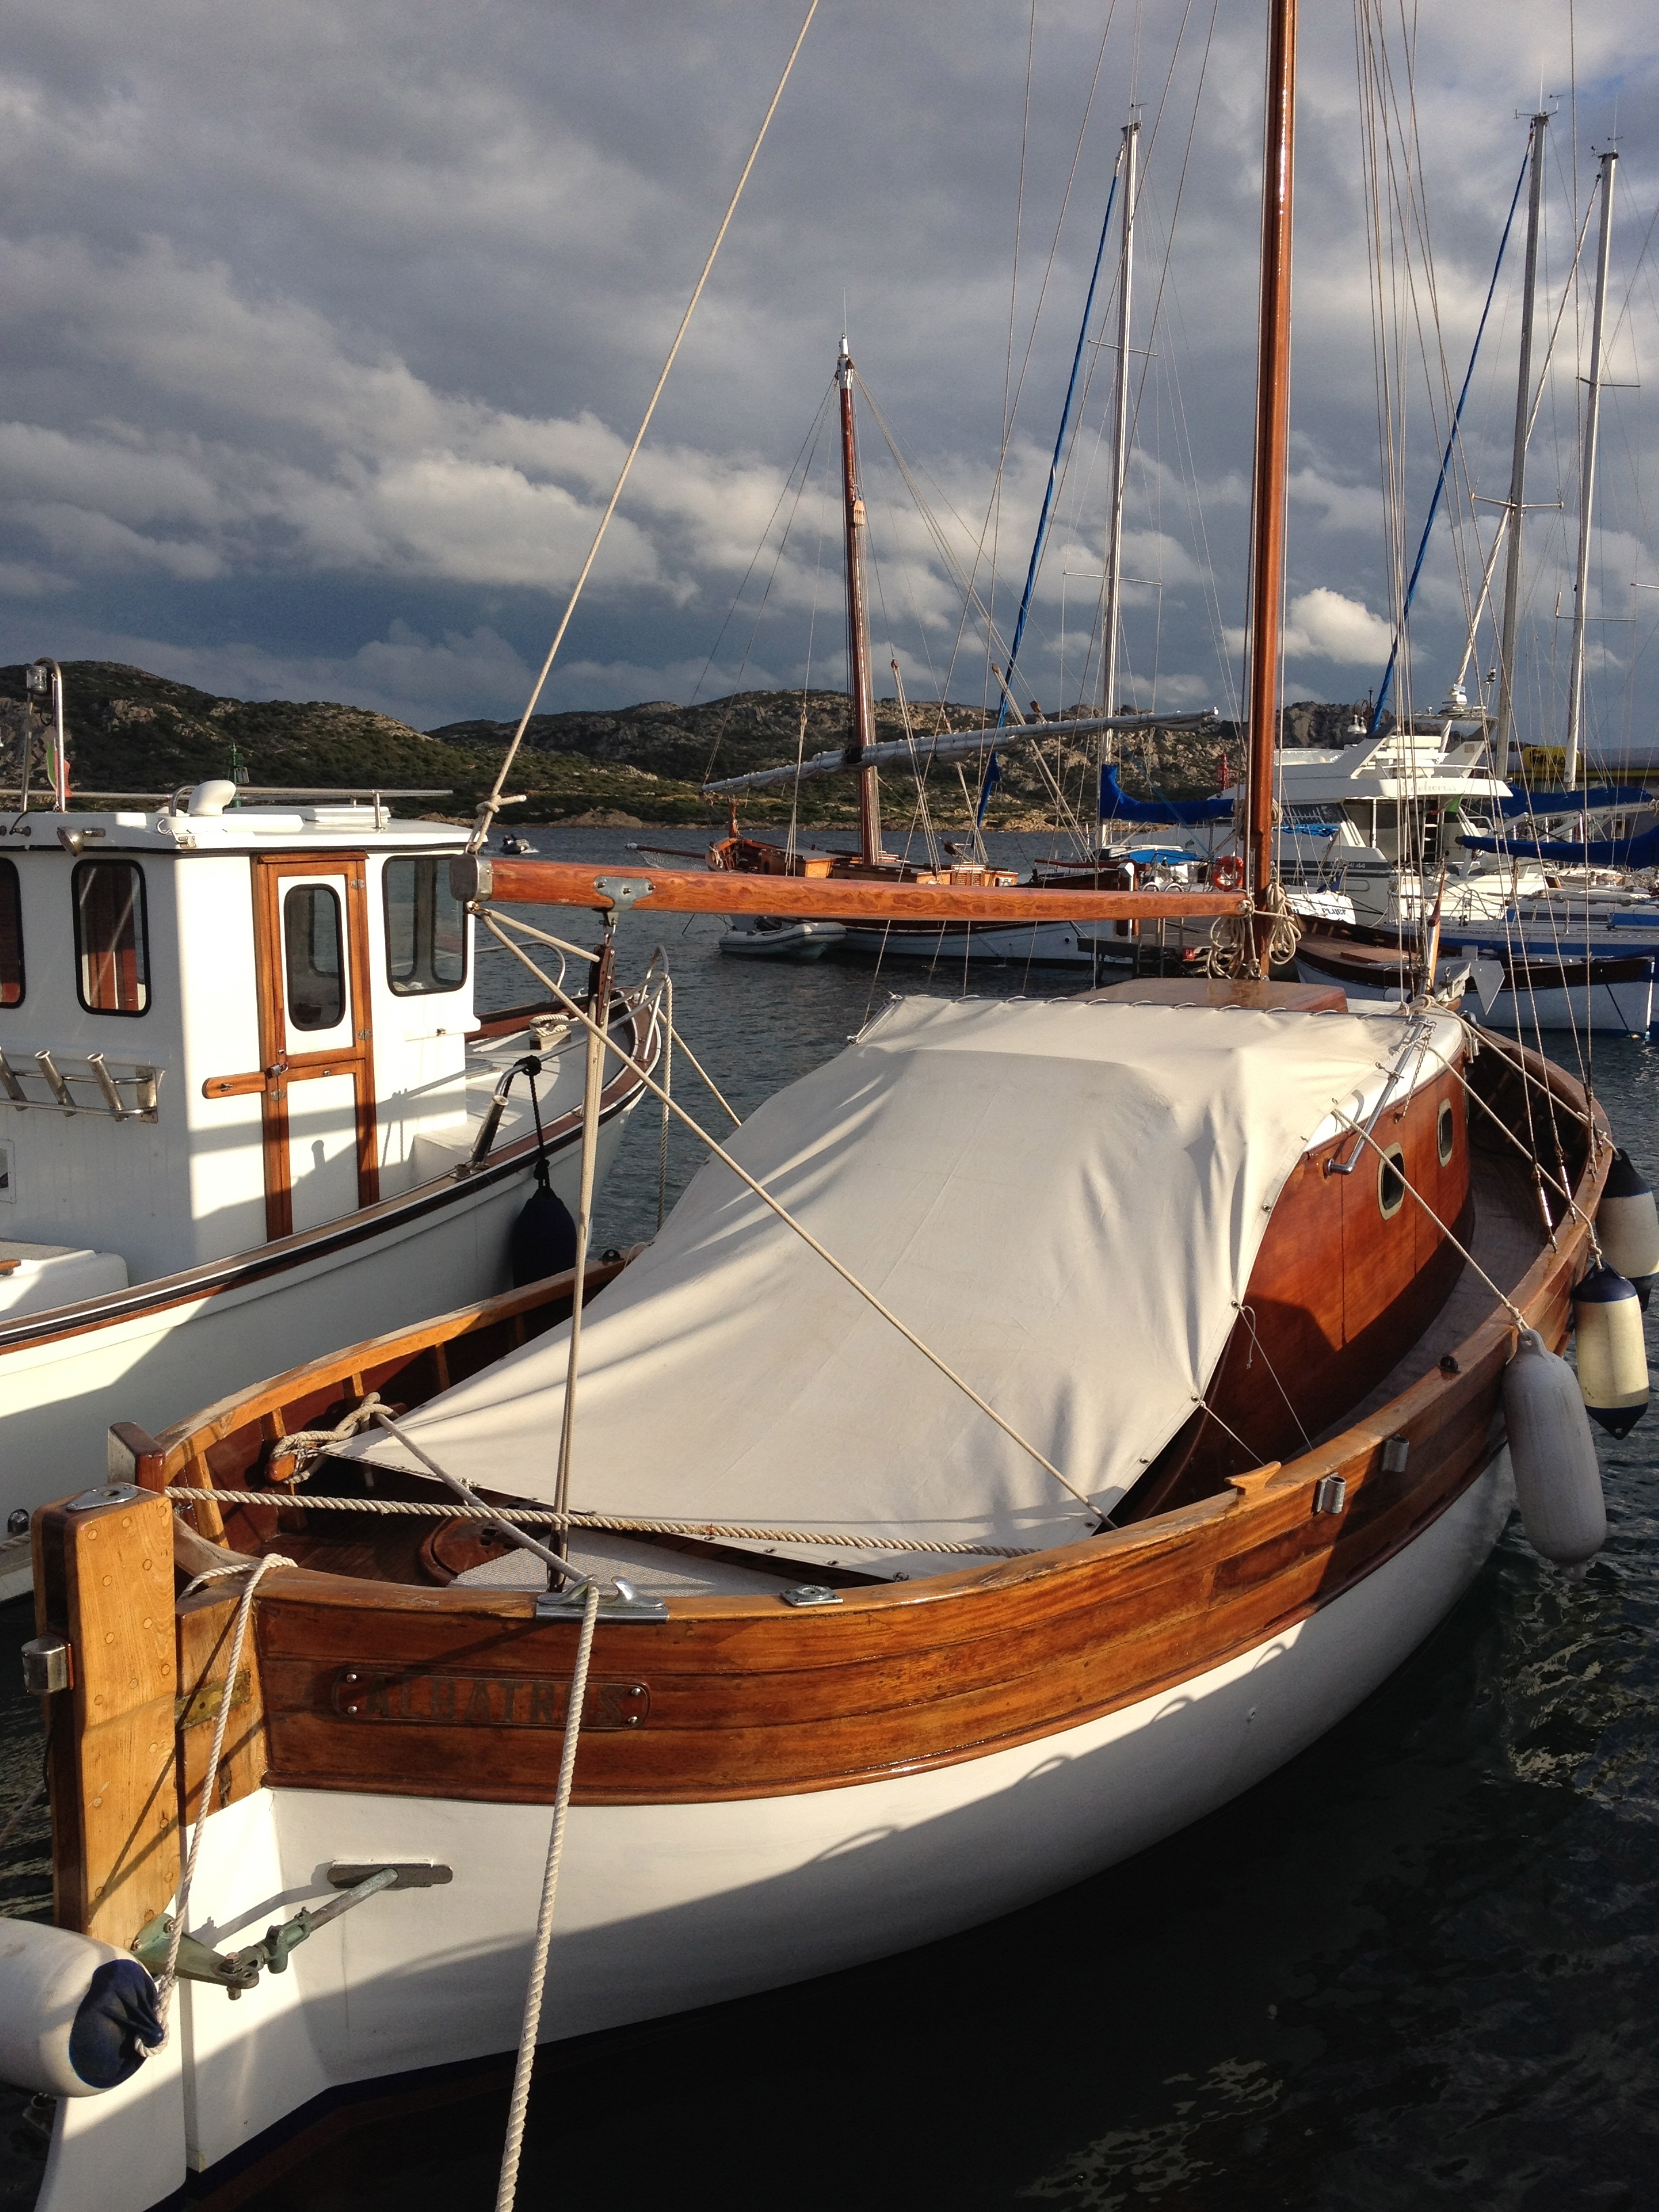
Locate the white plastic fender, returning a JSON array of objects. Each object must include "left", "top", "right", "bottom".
[
  {"left": 1597, "top": 1149, "right": 1659, "bottom": 1301},
  {"left": 1502, "top": 1329, "right": 1607, "bottom": 1565},
  {"left": 1572, "top": 1263, "right": 1651, "bottom": 1438},
  {"left": 0, "top": 1921, "right": 162, "bottom": 2097}
]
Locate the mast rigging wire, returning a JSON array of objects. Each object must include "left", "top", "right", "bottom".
[
  {"left": 469, "top": 0, "right": 821, "bottom": 852},
  {"left": 1370, "top": 139, "right": 1532, "bottom": 728}
]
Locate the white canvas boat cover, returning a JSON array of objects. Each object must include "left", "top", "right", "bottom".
[{"left": 346, "top": 996, "right": 1425, "bottom": 1573}]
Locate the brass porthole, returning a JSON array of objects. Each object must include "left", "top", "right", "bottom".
[
  {"left": 1378, "top": 1145, "right": 1407, "bottom": 1220},
  {"left": 1437, "top": 1099, "right": 1456, "bottom": 1166}
]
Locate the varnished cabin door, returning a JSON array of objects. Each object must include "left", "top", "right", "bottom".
[{"left": 251, "top": 856, "right": 379, "bottom": 1239}]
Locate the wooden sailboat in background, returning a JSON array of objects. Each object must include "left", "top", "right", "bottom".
[
  {"left": 7, "top": 6, "right": 1645, "bottom": 2206},
  {"left": 704, "top": 329, "right": 1224, "bottom": 969}
]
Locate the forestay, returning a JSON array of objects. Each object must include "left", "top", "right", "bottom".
[{"left": 346, "top": 996, "right": 1413, "bottom": 1574}]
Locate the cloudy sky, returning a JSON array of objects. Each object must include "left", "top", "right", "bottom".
[{"left": 1, "top": 0, "right": 1656, "bottom": 758}]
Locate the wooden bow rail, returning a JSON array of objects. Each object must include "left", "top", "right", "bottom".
[{"left": 449, "top": 856, "right": 1252, "bottom": 924}]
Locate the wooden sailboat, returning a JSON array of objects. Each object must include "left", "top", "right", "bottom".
[{"left": 9, "top": 7, "right": 1641, "bottom": 2204}]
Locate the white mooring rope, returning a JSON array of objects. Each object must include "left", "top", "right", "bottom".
[
  {"left": 157, "top": 1552, "right": 292, "bottom": 2032},
  {"left": 495, "top": 1580, "right": 601, "bottom": 2212}
]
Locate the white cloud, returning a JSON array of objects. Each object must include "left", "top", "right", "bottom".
[
  {"left": 1282, "top": 588, "right": 1394, "bottom": 663},
  {"left": 1288, "top": 466, "right": 1383, "bottom": 535},
  {"left": 1225, "top": 588, "right": 1392, "bottom": 666}
]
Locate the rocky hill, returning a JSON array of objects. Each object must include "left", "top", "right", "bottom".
[{"left": 0, "top": 662, "right": 1370, "bottom": 831}]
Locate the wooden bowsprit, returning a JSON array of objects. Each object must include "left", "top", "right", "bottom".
[{"left": 449, "top": 855, "right": 1250, "bottom": 926}]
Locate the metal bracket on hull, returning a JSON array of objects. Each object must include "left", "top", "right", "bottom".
[
  {"left": 130, "top": 1864, "right": 419, "bottom": 1999},
  {"left": 535, "top": 1576, "right": 668, "bottom": 1623}
]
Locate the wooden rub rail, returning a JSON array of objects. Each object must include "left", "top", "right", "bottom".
[{"left": 449, "top": 855, "right": 1253, "bottom": 924}]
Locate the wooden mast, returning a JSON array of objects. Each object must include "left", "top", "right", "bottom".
[
  {"left": 1244, "top": 0, "right": 1297, "bottom": 962},
  {"left": 838, "top": 337, "right": 885, "bottom": 865}
]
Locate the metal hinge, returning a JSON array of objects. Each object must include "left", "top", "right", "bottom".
[{"left": 592, "top": 875, "right": 653, "bottom": 909}]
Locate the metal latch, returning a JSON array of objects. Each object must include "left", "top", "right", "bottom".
[
  {"left": 130, "top": 1862, "right": 443, "bottom": 1999},
  {"left": 22, "top": 1632, "right": 72, "bottom": 1694}
]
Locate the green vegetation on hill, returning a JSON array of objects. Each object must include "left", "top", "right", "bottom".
[{"left": 0, "top": 663, "right": 1368, "bottom": 831}]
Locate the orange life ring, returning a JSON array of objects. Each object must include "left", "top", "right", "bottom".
[{"left": 1211, "top": 855, "right": 1246, "bottom": 891}]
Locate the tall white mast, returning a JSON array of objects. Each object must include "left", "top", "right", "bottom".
[
  {"left": 1100, "top": 119, "right": 1139, "bottom": 723},
  {"left": 1493, "top": 112, "right": 1549, "bottom": 774},
  {"left": 1564, "top": 147, "right": 1618, "bottom": 792}
]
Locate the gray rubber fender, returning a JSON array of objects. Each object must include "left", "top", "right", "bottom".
[
  {"left": 1502, "top": 1328, "right": 1607, "bottom": 1565},
  {"left": 1596, "top": 1149, "right": 1659, "bottom": 1296},
  {"left": 0, "top": 1919, "right": 163, "bottom": 2096}
]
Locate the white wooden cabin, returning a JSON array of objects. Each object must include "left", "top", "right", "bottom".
[
  {"left": 0, "top": 785, "right": 480, "bottom": 1292},
  {"left": 0, "top": 779, "right": 659, "bottom": 1551}
]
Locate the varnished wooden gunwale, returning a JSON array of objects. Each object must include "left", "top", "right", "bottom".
[{"left": 115, "top": 1033, "right": 1608, "bottom": 1811}]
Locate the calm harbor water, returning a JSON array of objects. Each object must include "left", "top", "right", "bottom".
[{"left": 3, "top": 827, "right": 1657, "bottom": 2207}]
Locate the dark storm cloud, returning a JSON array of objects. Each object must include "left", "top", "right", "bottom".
[{"left": 0, "top": 0, "right": 1654, "bottom": 756}]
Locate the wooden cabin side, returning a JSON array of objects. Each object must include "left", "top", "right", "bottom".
[{"left": 1123, "top": 1055, "right": 1475, "bottom": 1516}]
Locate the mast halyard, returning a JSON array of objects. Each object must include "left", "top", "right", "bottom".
[
  {"left": 1494, "top": 111, "right": 1549, "bottom": 777},
  {"left": 1101, "top": 119, "right": 1139, "bottom": 729},
  {"left": 1243, "top": 0, "right": 1297, "bottom": 956},
  {"left": 838, "top": 337, "right": 885, "bottom": 865},
  {"left": 1564, "top": 146, "right": 1618, "bottom": 794}
]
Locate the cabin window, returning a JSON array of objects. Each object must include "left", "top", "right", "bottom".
[
  {"left": 1378, "top": 1144, "right": 1407, "bottom": 1221},
  {"left": 72, "top": 861, "right": 149, "bottom": 1016},
  {"left": 0, "top": 861, "right": 22, "bottom": 1006},
  {"left": 1437, "top": 1099, "right": 1456, "bottom": 1167},
  {"left": 283, "top": 884, "right": 346, "bottom": 1031},
  {"left": 384, "top": 857, "right": 467, "bottom": 996}
]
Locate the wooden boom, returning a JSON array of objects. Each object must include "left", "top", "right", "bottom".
[{"left": 449, "top": 855, "right": 1250, "bottom": 923}]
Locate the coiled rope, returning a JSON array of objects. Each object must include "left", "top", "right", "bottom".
[
  {"left": 161, "top": 1489, "right": 1032, "bottom": 1559},
  {"left": 1202, "top": 882, "right": 1303, "bottom": 978},
  {"left": 267, "top": 1393, "right": 388, "bottom": 1472}
]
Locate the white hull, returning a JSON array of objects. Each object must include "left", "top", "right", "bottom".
[
  {"left": 838, "top": 920, "right": 1113, "bottom": 967},
  {"left": 1296, "top": 954, "right": 1655, "bottom": 1036},
  {"left": 1478, "top": 979, "right": 1655, "bottom": 1037},
  {"left": 718, "top": 918, "right": 845, "bottom": 961},
  {"left": 0, "top": 1113, "right": 632, "bottom": 1578},
  {"left": 41, "top": 1450, "right": 1512, "bottom": 2209}
]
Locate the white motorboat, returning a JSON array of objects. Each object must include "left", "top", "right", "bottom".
[
  {"left": 0, "top": 778, "right": 660, "bottom": 1581},
  {"left": 717, "top": 914, "right": 845, "bottom": 960}
]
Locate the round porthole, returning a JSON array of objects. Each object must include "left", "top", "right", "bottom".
[
  {"left": 1437, "top": 1099, "right": 1456, "bottom": 1166},
  {"left": 1378, "top": 1145, "right": 1407, "bottom": 1220}
]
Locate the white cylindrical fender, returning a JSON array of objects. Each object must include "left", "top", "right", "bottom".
[
  {"left": 1572, "top": 1263, "right": 1650, "bottom": 1438},
  {"left": 1597, "top": 1149, "right": 1659, "bottom": 1304},
  {"left": 0, "top": 1920, "right": 162, "bottom": 2097},
  {"left": 1502, "top": 1328, "right": 1607, "bottom": 1565}
]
